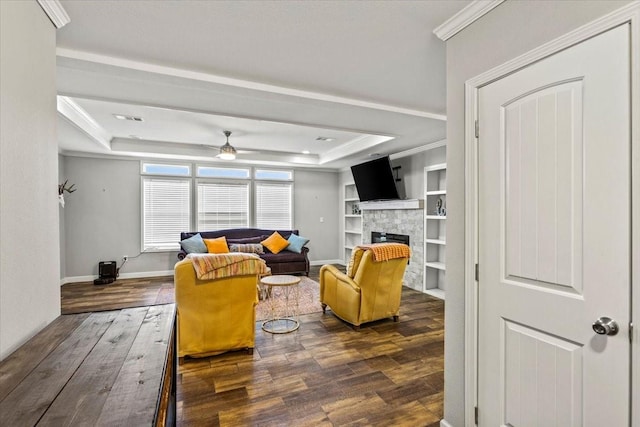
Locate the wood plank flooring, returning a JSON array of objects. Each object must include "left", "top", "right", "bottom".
[{"left": 60, "top": 265, "right": 445, "bottom": 426}]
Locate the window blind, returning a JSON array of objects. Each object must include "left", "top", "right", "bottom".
[
  {"left": 255, "top": 182, "right": 292, "bottom": 229},
  {"left": 197, "top": 181, "right": 250, "bottom": 230},
  {"left": 142, "top": 178, "right": 191, "bottom": 251}
]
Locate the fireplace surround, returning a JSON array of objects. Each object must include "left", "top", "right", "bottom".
[{"left": 363, "top": 209, "right": 423, "bottom": 291}]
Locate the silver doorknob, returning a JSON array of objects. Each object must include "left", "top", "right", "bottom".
[{"left": 592, "top": 317, "right": 619, "bottom": 336}]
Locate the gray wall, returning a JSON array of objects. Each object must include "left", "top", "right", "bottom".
[
  {"left": 61, "top": 155, "right": 340, "bottom": 278},
  {"left": 293, "top": 169, "right": 340, "bottom": 262},
  {"left": 59, "top": 154, "right": 66, "bottom": 279},
  {"left": 392, "top": 146, "right": 446, "bottom": 199},
  {"left": 0, "top": 1, "right": 60, "bottom": 360},
  {"left": 443, "top": 1, "right": 631, "bottom": 424}
]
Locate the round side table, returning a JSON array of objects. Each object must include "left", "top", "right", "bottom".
[{"left": 260, "top": 275, "right": 301, "bottom": 334}]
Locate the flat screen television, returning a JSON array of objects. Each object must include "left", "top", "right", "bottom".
[{"left": 350, "top": 156, "right": 400, "bottom": 202}]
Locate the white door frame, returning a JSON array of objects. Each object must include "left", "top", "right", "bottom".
[{"left": 463, "top": 3, "right": 640, "bottom": 426}]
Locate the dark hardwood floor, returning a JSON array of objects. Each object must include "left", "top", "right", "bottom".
[{"left": 60, "top": 265, "right": 445, "bottom": 426}]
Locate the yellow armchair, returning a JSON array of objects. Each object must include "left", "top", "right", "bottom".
[
  {"left": 174, "top": 257, "right": 263, "bottom": 358},
  {"left": 320, "top": 245, "right": 409, "bottom": 330}
]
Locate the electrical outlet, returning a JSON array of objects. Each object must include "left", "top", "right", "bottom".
[{"left": 123, "top": 256, "right": 128, "bottom": 262}]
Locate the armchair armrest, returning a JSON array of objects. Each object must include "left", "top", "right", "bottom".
[{"left": 320, "top": 265, "right": 359, "bottom": 293}]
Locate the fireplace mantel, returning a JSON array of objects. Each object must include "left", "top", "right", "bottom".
[{"left": 359, "top": 199, "right": 424, "bottom": 210}]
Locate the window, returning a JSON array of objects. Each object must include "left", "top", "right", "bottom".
[
  {"left": 255, "top": 182, "right": 292, "bottom": 229},
  {"left": 255, "top": 169, "right": 293, "bottom": 180},
  {"left": 197, "top": 166, "right": 250, "bottom": 179},
  {"left": 197, "top": 181, "right": 250, "bottom": 230},
  {"left": 142, "top": 178, "right": 191, "bottom": 251},
  {"left": 142, "top": 163, "right": 191, "bottom": 176},
  {"left": 141, "top": 163, "right": 295, "bottom": 249}
]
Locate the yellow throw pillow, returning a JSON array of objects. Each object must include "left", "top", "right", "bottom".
[
  {"left": 261, "top": 231, "right": 290, "bottom": 254},
  {"left": 204, "top": 236, "right": 230, "bottom": 254}
]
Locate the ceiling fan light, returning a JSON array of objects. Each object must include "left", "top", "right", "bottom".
[{"left": 217, "top": 130, "right": 237, "bottom": 160}]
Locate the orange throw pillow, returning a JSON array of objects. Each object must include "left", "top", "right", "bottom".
[
  {"left": 203, "top": 236, "right": 230, "bottom": 254},
  {"left": 261, "top": 232, "right": 290, "bottom": 254}
]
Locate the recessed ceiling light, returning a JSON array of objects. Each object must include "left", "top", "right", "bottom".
[
  {"left": 302, "top": 150, "right": 310, "bottom": 154},
  {"left": 113, "top": 114, "right": 144, "bottom": 122},
  {"left": 315, "top": 136, "right": 335, "bottom": 142}
]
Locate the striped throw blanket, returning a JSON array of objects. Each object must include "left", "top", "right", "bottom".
[
  {"left": 355, "top": 243, "right": 411, "bottom": 262},
  {"left": 188, "top": 253, "right": 270, "bottom": 280}
]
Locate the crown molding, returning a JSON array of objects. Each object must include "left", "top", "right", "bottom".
[
  {"left": 390, "top": 139, "right": 446, "bottom": 160},
  {"left": 57, "top": 96, "right": 112, "bottom": 150},
  {"left": 37, "top": 0, "right": 70, "bottom": 29},
  {"left": 57, "top": 48, "right": 446, "bottom": 121},
  {"left": 433, "top": 0, "right": 504, "bottom": 41}
]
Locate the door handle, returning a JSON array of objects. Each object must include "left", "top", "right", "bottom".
[{"left": 592, "top": 317, "right": 619, "bottom": 336}]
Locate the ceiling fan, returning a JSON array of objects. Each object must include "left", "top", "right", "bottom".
[{"left": 214, "top": 130, "right": 258, "bottom": 160}]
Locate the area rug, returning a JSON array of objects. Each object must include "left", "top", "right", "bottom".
[
  {"left": 62, "top": 275, "right": 323, "bottom": 319},
  {"left": 255, "top": 276, "right": 321, "bottom": 321}
]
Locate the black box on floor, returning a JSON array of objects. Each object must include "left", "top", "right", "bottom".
[{"left": 94, "top": 261, "right": 117, "bottom": 285}]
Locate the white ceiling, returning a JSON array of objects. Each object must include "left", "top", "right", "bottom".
[{"left": 55, "top": 0, "right": 470, "bottom": 169}]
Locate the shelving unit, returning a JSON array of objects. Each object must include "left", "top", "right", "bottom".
[
  {"left": 423, "top": 164, "right": 447, "bottom": 300},
  {"left": 343, "top": 183, "right": 362, "bottom": 264}
]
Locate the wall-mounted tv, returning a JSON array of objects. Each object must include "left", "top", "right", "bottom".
[{"left": 350, "top": 156, "right": 400, "bottom": 202}]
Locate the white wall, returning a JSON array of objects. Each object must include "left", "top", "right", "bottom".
[
  {"left": 0, "top": 1, "right": 60, "bottom": 360},
  {"left": 443, "top": 1, "right": 631, "bottom": 424},
  {"left": 61, "top": 155, "right": 340, "bottom": 279}
]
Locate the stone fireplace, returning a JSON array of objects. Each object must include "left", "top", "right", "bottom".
[{"left": 361, "top": 203, "right": 423, "bottom": 291}]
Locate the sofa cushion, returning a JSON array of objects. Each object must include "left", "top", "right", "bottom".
[
  {"left": 261, "top": 232, "right": 290, "bottom": 254},
  {"left": 229, "top": 243, "right": 264, "bottom": 254},
  {"left": 180, "top": 233, "right": 208, "bottom": 254},
  {"left": 261, "top": 251, "right": 306, "bottom": 264},
  {"left": 204, "top": 236, "right": 230, "bottom": 254},
  {"left": 227, "top": 235, "right": 267, "bottom": 245},
  {"left": 286, "top": 233, "right": 309, "bottom": 254}
]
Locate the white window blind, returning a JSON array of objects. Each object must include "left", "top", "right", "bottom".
[
  {"left": 255, "top": 182, "right": 292, "bottom": 229},
  {"left": 197, "top": 181, "right": 249, "bottom": 230},
  {"left": 142, "top": 178, "right": 191, "bottom": 251}
]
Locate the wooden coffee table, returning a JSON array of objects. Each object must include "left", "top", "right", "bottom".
[{"left": 260, "top": 275, "right": 301, "bottom": 333}]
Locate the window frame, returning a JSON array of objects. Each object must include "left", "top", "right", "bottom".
[{"left": 139, "top": 162, "right": 296, "bottom": 252}]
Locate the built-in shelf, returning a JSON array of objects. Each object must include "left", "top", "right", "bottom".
[
  {"left": 424, "top": 163, "right": 447, "bottom": 296},
  {"left": 425, "top": 261, "right": 446, "bottom": 270},
  {"left": 424, "top": 288, "right": 445, "bottom": 300},
  {"left": 343, "top": 183, "right": 363, "bottom": 264},
  {"left": 425, "top": 239, "right": 446, "bottom": 245}
]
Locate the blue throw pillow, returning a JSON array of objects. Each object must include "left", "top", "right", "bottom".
[
  {"left": 286, "top": 233, "right": 309, "bottom": 253},
  {"left": 180, "top": 233, "right": 207, "bottom": 254}
]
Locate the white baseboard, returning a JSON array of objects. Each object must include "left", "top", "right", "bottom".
[
  {"left": 310, "top": 259, "right": 344, "bottom": 266},
  {"left": 440, "top": 419, "right": 453, "bottom": 427},
  {"left": 61, "top": 270, "right": 174, "bottom": 285}
]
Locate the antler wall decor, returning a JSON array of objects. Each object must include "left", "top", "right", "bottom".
[{"left": 58, "top": 180, "right": 76, "bottom": 196}]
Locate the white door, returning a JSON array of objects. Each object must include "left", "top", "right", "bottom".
[{"left": 477, "top": 24, "right": 630, "bottom": 426}]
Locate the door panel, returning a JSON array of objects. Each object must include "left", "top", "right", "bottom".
[
  {"left": 504, "top": 82, "right": 583, "bottom": 292},
  {"left": 503, "top": 320, "right": 582, "bottom": 427},
  {"left": 478, "top": 24, "right": 630, "bottom": 426}
]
